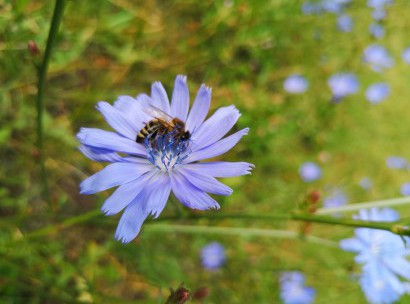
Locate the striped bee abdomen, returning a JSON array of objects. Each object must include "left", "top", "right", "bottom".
[{"left": 136, "top": 119, "right": 167, "bottom": 143}]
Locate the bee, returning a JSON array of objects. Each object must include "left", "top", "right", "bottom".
[{"left": 136, "top": 105, "right": 191, "bottom": 144}]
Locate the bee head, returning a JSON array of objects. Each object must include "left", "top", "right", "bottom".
[{"left": 180, "top": 131, "right": 191, "bottom": 141}]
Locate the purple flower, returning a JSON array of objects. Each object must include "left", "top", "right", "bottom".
[
  {"left": 280, "top": 272, "right": 316, "bottom": 304},
  {"left": 400, "top": 183, "right": 410, "bottom": 196},
  {"left": 386, "top": 156, "right": 407, "bottom": 169},
  {"left": 402, "top": 47, "right": 410, "bottom": 64},
  {"left": 299, "top": 162, "right": 322, "bottom": 182},
  {"left": 340, "top": 208, "right": 410, "bottom": 304},
  {"left": 363, "top": 44, "right": 394, "bottom": 72},
  {"left": 201, "top": 242, "right": 226, "bottom": 270},
  {"left": 365, "top": 83, "right": 390, "bottom": 104},
  {"left": 283, "top": 74, "right": 309, "bottom": 94},
  {"left": 337, "top": 15, "right": 353, "bottom": 32},
  {"left": 77, "top": 75, "right": 253, "bottom": 243},
  {"left": 369, "top": 23, "right": 385, "bottom": 39},
  {"left": 328, "top": 73, "right": 359, "bottom": 101}
]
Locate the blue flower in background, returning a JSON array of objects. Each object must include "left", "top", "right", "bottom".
[
  {"left": 302, "top": 2, "right": 323, "bottom": 14},
  {"left": 400, "top": 183, "right": 410, "bottom": 196},
  {"left": 372, "top": 8, "right": 386, "bottom": 20},
  {"left": 283, "top": 74, "right": 309, "bottom": 94},
  {"left": 77, "top": 75, "right": 253, "bottom": 243},
  {"left": 386, "top": 156, "right": 407, "bottom": 169},
  {"left": 328, "top": 73, "right": 359, "bottom": 101},
  {"left": 368, "top": 0, "right": 393, "bottom": 8},
  {"left": 201, "top": 242, "right": 226, "bottom": 270},
  {"left": 369, "top": 23, "right": 385, "bottom": 39},
  {"left": 299, "top": 162, "right": 322, "bottom": 182},
  {"left": 323, "top": 188, "right": 348, "bottom": 209},
  {"left": 337, "top": 15, "right": 353, "bottom": 32},
  {"left": 280, "top": 272, "right": 316, "bottom": 304},
  {"left": 322, "top": 0, "right": 351, "bottom": 14},
  {"left": 363, "top": 44, "right": 394, "bottom": 72},
  {"left": 340, "top": 208, "right": 410, "bottom": 304},
  {"left": 402, "top": 47, "right": 410, "bottom": 64},
  {"left": 359, "top": 177, "right": 373, "bottom": 190},
  {"left": 366, "top": 83, "right": 390, "bottom": 104}
]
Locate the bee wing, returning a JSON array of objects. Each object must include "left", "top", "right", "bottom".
[{"left": 142, "top": 105, "right": 175, "bottom": 127}]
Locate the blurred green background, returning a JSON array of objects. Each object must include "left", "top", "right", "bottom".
[{"left": 2, "top": 0, "right": 410, "bottom": 303}]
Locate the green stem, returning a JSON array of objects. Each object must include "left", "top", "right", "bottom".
[
  {"left": 35, "top": 0, "right": 66, "bottom": 201},
  {"left": 19, "top": 209, "right": 410, "bottom": 243},
  {"left": 144, "top": 224, "right": 338, "bottom": 247},
  {"left": 290, "top": 212, "right": 402, "bottom": 232},
  {"left": 315, "top": 196, "right": 410, "bottom": 215}
]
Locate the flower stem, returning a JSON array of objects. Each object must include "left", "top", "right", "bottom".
[
  {"left": 16, "top": 209, "right": 410, "bottom": 243},
  {"left": 35, "top": 0, "right": 66, "bottom": 201},
  {"left": 144, "top": 224, "right": 338, "bottom": 247}
]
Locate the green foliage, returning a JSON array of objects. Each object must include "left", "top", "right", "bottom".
[{"left": 2, "top": 0, "right": 410, "bottom": 302}]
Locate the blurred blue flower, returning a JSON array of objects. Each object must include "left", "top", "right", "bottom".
[
  {"left": 366, "top": 83, "right": 390, "bottom": 104},
  {"left": 302, "top": 2, "right": 322, "bottom": 14},
  {"left": 363, "top": 44, "right": 394, "bottom": 72},
  {"left": 299, "top": 162, "right": 322, "bottom": 182},
  {"left": 359, "top": 177, "right": 373, "bottom": 190},
  {"left": 337, "top": 15, "right": 353, "bottom": 32},
  {"left": 328, "top": 73, "right": 359, "bottom": 101},
  {"left": 77, "top": 75, "right": 253, "bottom": 243},
  {"left": 386, "top": 156, "right": 407, "bottom": 169},
  {"left": 372, "top": 8, "right": 386, "bottom": 21},
  {"left": 372, "top": 8, "right": 386, "bottom": 20},
  {"left": 280, "top": 272, "right": 316, "bottom": 304},
  {"left": 283, "top": 74, "right": 309, "bottom": 94},
  {"left": 322, "top": 0, "right": 351, "bottom": 14},
  {"left": 368, "top": 0, "right": 393, "bottom": 8},
  {"left": 369, "top": 23, "right": 385, "bottom": 39},
  {"left": 323, "top": 189, "right": 348, "bottom": 209},
  {"left": 340, "top": 208, "right": 410, "bottom": 304},
  {"left": 402, "top": 47, "right": 410, "bottom": 64},
  {"left": 400, "top": 183, "right": 410, "bottom": 196},
  {"left": 201, "top": 242, "right": 226, "bottom": 270}
]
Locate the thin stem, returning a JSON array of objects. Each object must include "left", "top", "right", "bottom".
[
  {"left": 35, "top": 0, "right": 66, "bottom": 201},
  {"left": 144, "top": 224, "right": 338, "bottom": 247},
  {"left": 315, "top": 196, "right": 410, "bottom": 215},
  {"left": 293, "top": 213, "right": 410, "bottom": 237}
]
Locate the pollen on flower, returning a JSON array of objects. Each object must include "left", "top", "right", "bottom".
[{"left": 144, "top": 129, "right": 191, "bottom": 172}]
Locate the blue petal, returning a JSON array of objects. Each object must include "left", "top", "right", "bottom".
[
  {"left": 77, "top": 128, "right": 147, "bottom": 157},
  {"left": 183, "top": 162, "right": 254, "bottom": 177},
  {"left": 170, "top": 75, "right": 189, "bottom": 121},
  {"left": 186, "top": 84, "right": 212, "bottom": 132},
  {"left": 186, "top": 128, "right": 249, "bottom": 163},
  {"left": 142, "top": 173, "right": 171, "bottom": 218},
  {"left": 191, "top": 105, "right": 240, "bottom": 151},
  {"left": 101, "top": 172, "right": 154, "bottom": 216},
  {"left": 114, "top": 175, "right": 171, "bottom": 243},
  {"left": 112, "top": 95, "right": 148, "bottom": 130},
  {"left": 151, "top": 81, "right": 171, "bottom": 114},
  {"left": 96, "top": 101, "right": 139, "bottom": 139},
  {"left": 170, "top": 171, "right": 220, "bottom": 210},
  {"left": 340, "top": 238, "right": 364, "bottom": 253},
  {"left": 78, "top": 145, "right": 122, "bottom": 162},
  {"left": 385, "top": 258, "right": 410, "bottom": 281},
  {"left": 114, "top": 190, "right": 149, "bottom": 243},
  {"left": 178, "top": 167, "right": 232, "bottom": 196},
  {"left": 80, "top": 162, "right": 153, "bottom": 195}
]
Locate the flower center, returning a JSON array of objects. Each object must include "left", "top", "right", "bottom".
[{"left": 144, "top": 129, "right": 191, "bottom": 172}]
